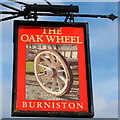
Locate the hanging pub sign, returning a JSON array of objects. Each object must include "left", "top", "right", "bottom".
[{"left": 12, "top": 20, "right": 94, "bottom": 117}]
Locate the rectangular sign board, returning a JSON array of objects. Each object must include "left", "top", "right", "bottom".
[{"left": 12, "top": 20, "right": 94, "bottom": 117}]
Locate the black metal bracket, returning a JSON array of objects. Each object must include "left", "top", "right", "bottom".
[
  {"left": 64, "top": 12, "right": 71, "bottom": 23},
  {"left": 0, "top": 0, "right": 118, "bottom": 22},
  {"left": 64, "top": 13, "right": 75, "bottom": 23},
  {"left": 64, "top": 4, "right": 75, "bottom": 23},
  {"left": 33, "top": 3, "right": 38, "bottom": 21}
]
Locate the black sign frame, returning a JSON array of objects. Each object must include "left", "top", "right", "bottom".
[{"left": 12, "top": 20, "right": 94, "bottom": 118}]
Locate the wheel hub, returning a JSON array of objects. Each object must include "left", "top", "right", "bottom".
[{"left": 44, "top": 67, "right": 57, "bottom": 77}]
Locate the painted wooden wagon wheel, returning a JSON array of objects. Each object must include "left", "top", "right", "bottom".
[{"left": 34, "top": 49, "right": 73, "bottom": 96}]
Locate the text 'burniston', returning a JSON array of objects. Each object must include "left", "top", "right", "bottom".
[{"left": 22, "top": 101, "right": 84, "bottom": 109}]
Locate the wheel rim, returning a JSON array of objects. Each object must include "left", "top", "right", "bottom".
[{"left": 34, "top": 49, "right": 72, "bottom": 96}]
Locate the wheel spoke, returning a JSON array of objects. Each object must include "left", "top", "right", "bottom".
[
  {"left": 38, "top": 73, "right": 45, "bottom": 76},
  {"left": 51, "top": 54, "right": 56, "bottom": 65},
  {"left": 57, "top": 77, "right": 63, "bottom": 90},
  {"left": 48, "top": 53, "right": 62, "bottom": 68},
  {"left": 55, "top": 59, "right": 61, "bottom": 68},
  {"left": 41, "top": 56, "right": 52, "bottom": 67},
  {"left": 51, "top": 77, "right": 57, "bottom": 91},
  {"left": 38, "top": 63, "right": 49, "bottom": 69},
  {"left": 43, "top": 77, "right": 52, "bottom": 86},
  {"left": 57, "top": 70, "right": 65, "bottom": 72},
  {"left": 58, "top": 75, "right": 66, "bottom": 82},
  {"left": 48, "top": 54, "right": 56, "bottom": 65}
]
